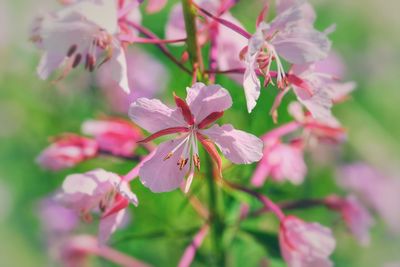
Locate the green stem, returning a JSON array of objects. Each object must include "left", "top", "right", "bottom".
[
  {"left": 181, "top": 0, "right": 205, "bottom": 81},
  {"left": 181, "top": 0, "right": 223, "bottom": 265}
]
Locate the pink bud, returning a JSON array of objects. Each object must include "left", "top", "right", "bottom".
[
  {"left": 37, "top": 134, "right": 98, "bottom": 171},
  {"left": 82, "top": 118, "right": 142, "bottom": 157}
]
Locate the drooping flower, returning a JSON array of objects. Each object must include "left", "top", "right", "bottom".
[
  {"left": 338, "top": 163, "right": 400, "bottom": 234},
  {"left": 243, "top": 0, "right": 331, "bottom": 112},
  {"left": 251, "top": 125, "right": 306, "bottom": 187},
  {"left": 81, "top": 117, "right": 143, "bottom": 157},
  {"left": 279, "top": 216, "right": 336, "bottom": 267},
  {"left": 325, "top": 195, "right": 374, "bottom": 246},
  {"left": 129, "top": 82, "right": 263, "bottom": 193},
  {"left": 57, "top": 169, "right": 138, "bottom": 244},
  {"left": 97, "top": 47, "right": 169, "bottom": 113},
  {"left": 31, "top": 0, "right": 136, "bottom": 93},
  {"left": 37, "top": 134, "right": 98, "bottom": 171}
]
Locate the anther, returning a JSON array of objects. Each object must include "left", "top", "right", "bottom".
[
  {"left": 72, "top": 53, "right": 82, "bottom": 68},
  {"left": 67, "top": 44, "right": 78, "bottom": 57},
  {"left": 164, "top": 152, "right": 173, "bottom": 161},
  {"left": 193, "top": 154, "right": 201, "bottom": 171}
]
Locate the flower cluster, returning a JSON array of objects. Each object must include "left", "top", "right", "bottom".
[{"left": 30, "top": 0, "right": 392, "bottom": 266}]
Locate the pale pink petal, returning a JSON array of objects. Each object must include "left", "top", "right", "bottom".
[
  {"left": 185, "top": 83, "right": 232, "bottom": 123},
  {"left": 251, "top": 160, "right": 272, "bottom": 187},
  {"left": 98, "top": 209, "right": 126, "bottom": 245},
  {"left": 268, "top": 1, "right": 314, "bottom": 33},
  {"left": 146, "top": 0, "right": 168, "bottom": 13},
  {"left": 200, "top": 124, "right": 263, "bottom": 164},
  {"left": 165, "top": 4, "right": 186, "bottom": 41},
  {"left": 139, "top": 138, "right": 189, "bottom": 192},
  {"left": 129, "top": 98, "right": 186, "bottom": 133},
  {"left": 243, "top": 56, "right": 261, "bottom": 113},
  {"left": 275, "top": 0, "right": 316, "bottom": 24},
  {"left": 272, "top": 27, "right": 331, "bottom": 65},
  {"left": 117, "top": 182, "right": 139, "bottom": 207},
  {"left": 108, "top": 46, "right": 130, "bottom": 93}
]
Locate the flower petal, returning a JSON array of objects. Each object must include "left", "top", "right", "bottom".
[
  {"left": 98, "top": 209, "right": 126, "bottom": 245},
  {"left": 129, "top": 98, "right": 186, "bottom": 133},
  {"left": 139, "top": 138, "right": 189, "bottom": 192},
  {"left": 200, "top": 124, "right": 263, "bottom": 164},
  {"left": 108, "top": 46, "right": 130, "bottom": 93},
  {"left": 186, "top": 83, "right": 232, "bottom": 123},
  {"left": 251, "top": 159, "right": 272, "bottom": 187}
]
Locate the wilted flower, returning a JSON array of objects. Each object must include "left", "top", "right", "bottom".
[
  {"left": 37, "top": 134, "right": 98, "bottom": 171},
  {"left": 243, "top": 0, "right": 331, "bottom": 112},
  {"left": 279, "top": 216, "right": 336, "bottom": 267},
  {"left": 31, "top": 0, "right": 134, "bottom": 92},
  {"left": 57, "top": 169, "right": 138, "bottom": 244},
  {"left": 325, "top": 195, "right": 374, "bottom": 246},
  {"left": 129, "top": 82, "right": 263, "bottom": 193},
  {"left": 82, "top": 117, "right": 142, "bottom": 157}
]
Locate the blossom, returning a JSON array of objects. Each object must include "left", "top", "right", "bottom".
[
  {"left": 37, "top": 134, "right": 98, "bottom": 171},
  {"left": 97, "top": 47, "right": 169, "bottom": 113},
  {"left": 57, "top": 169, "right": 138, "bottom": 244},
  {"left": 325, "top": 195, "right": 374, "bottom": 246},
  {"left": 251, "top": 131, "right": 306, "bottom": 187},
  {"left": 129, "top": 82, "right": 263, "bottom": 193},
  {"left": 279, "top": 216, "right": 336, "bottom": 267},
  {"left": 243, "top": 0, "right": 331, "bottom": 112},
  {"left": 31, "top": 0, "right": 133, "bottom": 93},
  {"left": 82, "top": 117, "right": 142, "bottom": 157},
  {"left": 338, "top": 163, "right": 400, "bottom": 234}
]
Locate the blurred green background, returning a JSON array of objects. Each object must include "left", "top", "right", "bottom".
[{"left": 0, "top": 0, "right": 400, "bottom": 266}]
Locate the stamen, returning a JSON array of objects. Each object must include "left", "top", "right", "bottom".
[
  {"left": 72, "top": 53, "right": 82, "bottom": 68},
  {"left": 67, "top": 44, "right": 77, "bottom": 57},
  {"left": 163, "top": 135, "right": 190, "bottom": 161},
  {"left": 193, "top": 154, "right": 201, "bottom": 171}
]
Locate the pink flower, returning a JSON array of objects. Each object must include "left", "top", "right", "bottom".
[
  {"left": 325, "top": 195, "right": 374, "bottom": 246},
  {"left": 97, "top": 47, "right": 169, "bottom": 113},
  {"left": 287, "top": 57, "right": 356, "bottom": 125},
  {"left": 37, "top": 134, "right": 98, "bottom": 171},
  {"left": 338, "top": 163, "right": 400, "bottom": 234},
  {"left": 243, "top": 1, "right": 331, "bottom": 112},
  {"left": 57, "top": 169, "right": 138, "bottom": 244},
  {"left": 252, "top": 132, "right": 306, "bottom": 187},
  {"left": 279, "top": 216, "right": 336, "bottom": 267},
  {"left": 31, "top": 0, "right": 134, "bottom": 93},
  {"left": 129, "top": 82, "right": 263, "bottom": 192},
  {"left": 82, "top": 117, "right": 142, "bottom": 157}
]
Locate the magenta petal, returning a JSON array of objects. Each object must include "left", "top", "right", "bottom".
[
  {"left": 251, "top": 160, "right": 272, "bottom": 187},
  {"left": 139, "top": 138, "right": 189, "bottom": 193},
  {"left": 185, "top": 83, "right": 232, "bottom": 123},
  {"left": 200, "top": 124, "right": 263, "bottom": 164},
  {"left": 129, "top": 98, "right": 186, "bottom": 133},
  {"left": 178, "top": 225, "right": 209, "bottom": 267}
]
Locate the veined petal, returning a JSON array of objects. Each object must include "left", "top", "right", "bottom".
[
  {"left": 272, "top": 27, "right": 331, "bottom": 65},
  {"left": 243, "top": 56, "right": 261, "bottom": 113},
  {"left": 129, "top": 98, "right": 186, "bottom": 133},
  {"left": 139, "top": 138, "right": 189, "bottom": 192},
  {"left": 185, "top": 83, "right": 232, "bottom": 123},
  {"left": 200, "top": 124, "right": 263, "bottom": 164}
]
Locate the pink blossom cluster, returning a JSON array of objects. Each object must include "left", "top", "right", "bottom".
[{"left": 30, "top": 0, "right": 396, "bottom": 266}]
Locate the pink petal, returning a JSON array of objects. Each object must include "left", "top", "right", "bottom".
[
  {"left": 275, "top": 0, "right": 316, "bottom": 24},
  {"left": 250, "top": 159, "right": 272, "bottom": 187},
  {"left": 272, "top": 27, "right": 331, "bottom": 65},
  {"left": 200, "top": 124, "right": 263, "bottom": 164},
  {"left": 129, "top": 98, "right": 186, "bottom": 133},
  {"left": 243, "top": 56, "right": 261, "bottom": 113},
  {"left": 185, "top": 83, "right": 232, "bottom": 123},
  {"left": 146, "top": 0, "right": 168, "bottom": 13},
  {"left": 139, "top": 138, "right": 189, "bottom": 192},
  {"left": 108, "top": 46, "right": 130, "bottom": 94},
  {"left": 98, "top": 209, "right": 126, "bottom": 245},
  {"left": 178, "top": 225, "right": 209, "bottom": 267},
  {"left": 165, "top": 4, "right": 186, "bottom": 41}
]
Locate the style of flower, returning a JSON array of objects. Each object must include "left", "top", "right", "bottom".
[
  {"left": 37, "top": 134, "right": 98, "bottom": 171},
  {"left": 57, "top": 169, "right": 138, "bottom": 244},
  {"left": 251, "top": 122, "right": 306, "bottom": 187},
  {"left": 31, "top": 0, "right": 135, "bottom": 93},
  {"left": 325, "top": 195, "right": 374, "bottom": 246},
  {"left": 129, "top": 82, "right": 263, "bottom": 193},
  {"left": 82, "top": 117, "right": 143, "bottom": 157},
  {"left": 279, "top": 216, "right": 336, "bottom": 267},
  {"left": 242, "top": 0, "right": 331, "bottom": 112}
]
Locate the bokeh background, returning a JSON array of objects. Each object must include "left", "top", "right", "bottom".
[{"left": 0, "top": 0, "right": 399, "bottom": 266}]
